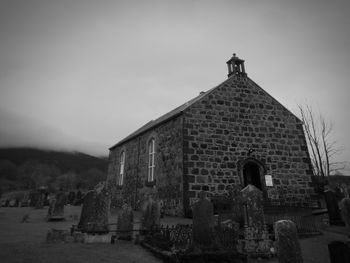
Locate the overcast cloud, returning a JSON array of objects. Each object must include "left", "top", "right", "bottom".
[{"left": 0, "top": 0, "right": 349, "bottom": 170}]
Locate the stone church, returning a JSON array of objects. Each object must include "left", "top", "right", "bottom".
[{"left": 108, "top": 54, "right": 315, "bottom": 216}]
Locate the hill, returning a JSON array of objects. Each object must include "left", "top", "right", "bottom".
[
  {"left": 0, "top": 147, "right": 108, "bottom": 173},
  {"left": 0, "top": 147, "right": 109, "bottom": 192}
]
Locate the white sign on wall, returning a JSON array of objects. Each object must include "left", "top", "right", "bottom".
[{"left": 265, "top": 175, "right": 273, "bottom": 187}]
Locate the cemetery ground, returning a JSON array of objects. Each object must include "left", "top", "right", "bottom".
[{"left": 0, "top": 206, "right": 349, "bottom": 263}]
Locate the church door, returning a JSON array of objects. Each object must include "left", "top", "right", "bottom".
[{"left": 242, "top": 161, "right": 263, "bottom": 190}]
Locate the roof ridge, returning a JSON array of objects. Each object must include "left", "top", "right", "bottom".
[{"left": 109, "top": 76, "right": 234, "bottom": 149}]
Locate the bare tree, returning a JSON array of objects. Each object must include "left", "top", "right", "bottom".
[{"left": 298, "top": 104, "right": 344, "bottom": 177}]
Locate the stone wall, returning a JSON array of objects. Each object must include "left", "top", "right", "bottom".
[
  {"left": 182, "top": 75, "right": 315, "bottom": 214},
  {"left": 108, "top": 116, "right": 184, "bottom": 215}
]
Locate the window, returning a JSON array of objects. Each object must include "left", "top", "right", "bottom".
[
  {"left": 148, "top": 138, "right": 155, "bottom": 182},
  {"left": 118, "top": 151, "right": 125, "bottom": 185}
]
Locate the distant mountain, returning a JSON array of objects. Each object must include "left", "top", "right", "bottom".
[{"left": 0, "top": 147, "right": 108, "bottom": 173}]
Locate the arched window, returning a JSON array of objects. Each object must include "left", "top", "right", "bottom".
[
  {"left": 148, "top": 138, "right": 155, "bottom": 182},
  {"left": 118, "top": 151, "right": 125, "bottom": 185}
]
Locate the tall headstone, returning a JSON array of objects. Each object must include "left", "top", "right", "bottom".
[
  {"left": 227, "top": 185, "right": 244, "bottom": 225},
  {"left": 141, "top": 194, "right": 161, "bottom": 233},
  {"left": 192, "top": 191, "right": 214, "bottom": 248},
  {"left": 275, "top": 220, "right": 303, "bottom": 263},
  {"left": 78, "top": 182, "right": 110, "bottom": 233},
  {"left": 328, "top": 241, "right": 350, "bottom": 263},
  {"left": 240, "top": 184, "right": 272, "bottom": 256},
  {"left": 346, "top": 187, "right": 350, "bottom": 199},
  {"left": 67, "top": 191, "right": 76, "bottom": 205},
  {"left": 35, "top": 193, "right": 44, "bottom": 209},
  {"left": 340, "top": 197, "right": 350, "bottom": 233},
  {"left": 47, "top": 191, "right": 66, "bottom": 220},
  {"left": 324, "top": 189, "right": 343, "bottom": 225},
  {"left": 75, "top": 190, "right": 83, "bottom": 205},
  {"left": 117, "top": 202, "right": 134, "bottom": 240}
]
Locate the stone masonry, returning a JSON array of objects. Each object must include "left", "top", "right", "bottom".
[
  {"left": 108, "top": 116, "right": 183, "bottom": 214},
  {"left": 182, "top": 74, "right": 314, "bottom": 214},
  {"left": 108, "top": 54, "right": 315, "bottom": 217}
]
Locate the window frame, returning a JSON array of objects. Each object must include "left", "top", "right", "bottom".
[
  {"left": 118, "top": 150, "right": 125, "bottom": 186},
  {"left": 147, "top": 138, "right": 155, "bottom": 182}
]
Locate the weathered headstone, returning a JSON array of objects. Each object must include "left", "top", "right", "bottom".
[
  {"left": 117, "top": 202, "right": 134, "bottom": 240},
  {"left": 67, "top": 191, "right": 76, "bottom": 205},
  {"left": 141, "top": 194, "right": 160, "bottom": 233},
  {"left": 75, "top": 190, "right": 83, "bottom": 205},
  {"left": 275, "top": 220, "right": 303, "bottom": 263},
  {"left": 324, "top": 189, "right": 343, "bottom": 225},
  {"left": 335, "top": 186, "right": 345, "bottom": 201},
  {"left": 47, "top": 191, "right": 66, "bottom": 220},
  {"left": 192, "top": 191, "right": 214, "bottom": 248},
  {"left": 346, "top": 187, "right": 350, "bottom": 199},
  {"left": 340, "top": 197, "right": 350, "bottom": 233},
  {"left": 328, "top": 241, "right": 350, "bottom": 263},
  {"left": 240, "top": 184, "right": 272, "bottom": 256},
  {"left": 35, "top": 194, "right": 44, "bottom": 209},
  {"left": 46, "top": 228, "right": 70, "bottom": 243},
  {"left": 78, "top": 182, "right": 110, "bottom": 233},
  {"left": 227, "top": 185, "right": 244, "bottom": 225}
]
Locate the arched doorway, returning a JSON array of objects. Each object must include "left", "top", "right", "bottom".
[
  {"left": 239, "top": 158, "right": 266, "bottom": 191},
  {"left": 243, "top": 162, "right": 262, "bottom": 189}
]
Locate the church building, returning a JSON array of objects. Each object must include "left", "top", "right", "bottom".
[{"left": 108, "top": 54, "right": 315, "bottom": 216}]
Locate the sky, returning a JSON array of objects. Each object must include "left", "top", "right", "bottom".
[{"left": 0, "top": 0, "right": 349, "bottom": 169}]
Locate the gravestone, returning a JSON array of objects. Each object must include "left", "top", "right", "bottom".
[
  {"left": 46, "top": 228, "right": 71, "bottom": 243},
  {"left": 239, "top": 184, "right": 272, "bottom": 256},
  {"left": 141, "top": 194, "right": 160, "bottom": 233},
  {"left": 75, "top": 190, "right": 83, "bottom": 205},
  {"left": 227, "top": 185, "right": 244, "bottom": 225},
  {"left": 275, "top": 220, "right": 303, "bottom": 263},
  {"left": 192, "top": 191, "right": 215, "bottom": 248},
  {"left": 67, "top": 191, "right": 76, "bottom": 205},
  {"left": 328, "top": 241, "right": 350, "bottom": 263},
  {"left": 340, "top": 197, "right": 350, "bottom": 232},
  {"left": 47, "top": 191, "right": 66, "bottom": 220},
  {"left": 35, "top": 193, "right": 44, "bottom": 209},
  {"left": 78, "top": 182, "right": 110, "bottom": 233},
  {"left": 324, "top": 189, "right": 343, "bottom": 225},
  {"left": 117, "top": 202, "right": 134, "bottom": 240}
]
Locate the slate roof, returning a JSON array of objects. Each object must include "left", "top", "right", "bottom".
[{"left": 109, "top": 81, "right": 223, "bottom": 150}]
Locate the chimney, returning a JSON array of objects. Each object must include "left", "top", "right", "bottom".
[{"left": 226, "top": 53, "right": 247, "bottom": 78}]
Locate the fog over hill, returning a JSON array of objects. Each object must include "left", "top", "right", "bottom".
[{"left": 0, "top": 147, "right": 108, "bottom": 192}]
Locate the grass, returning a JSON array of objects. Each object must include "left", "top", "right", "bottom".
[
  {"left": 0, "top": 206, "right": 348, "bottom": 263},
  {"left": 0, "top": 206, "right": 160, "bottom": 263}
]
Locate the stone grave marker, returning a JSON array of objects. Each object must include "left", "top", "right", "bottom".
[
  {"left": 192, "top": 191, "right": 215, "bottom": 248},
  {"left": 141, "top": 194, "right": 160, "bottom": 233},
  {"left": 328, "top": 240, "right": 350, "bottom": 263},
  {"left": 346, "top": 187, "right": 350, "bottom": 198},
  {"left": 46, "top": 228, "right": 71, "bottom": 243},
  {"left": 117, "top": 202, "right": 134, "bottom": 240},
  {"left": 227, "top": 185, "right": 244, "bottom": 225},
  {"left": 275, "top": 220, "right": 303, "bottom": 263},
  {"left": 78, "top": 182, "right": 110, "bottom": 233},
  {"left": 35, "top": 194, "right": 44, "bottom": 209},
  {"left": 47, "top": 191, "right": 66, "bottom": 220},
  {"left": 340, "top": 197, "right": 350, "bottom": 233},
  {"left": 239, "top": 184, "right": 272, "bottom": 256},
  {"left": 324, "top": 189, "right": 343, "bottom": 225},
  {"left": 75, "top": 190, "right": 83, "bottom": 205},
  {"left": 67, "top": 191, "right": 76, "bottom": 205}
]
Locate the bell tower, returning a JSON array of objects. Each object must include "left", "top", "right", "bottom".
[{"left": 226, "top": 53, "right": 247, "bottom": 77}]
